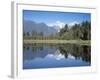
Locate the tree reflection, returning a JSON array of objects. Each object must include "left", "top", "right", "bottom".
[
  {"left": 23, "top": 43, "right": 91, "bottom": 63},
  {"left": 58, "top": 44, "right": 91, "bottom": 63}
]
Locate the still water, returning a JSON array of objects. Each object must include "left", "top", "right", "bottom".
[{"left": 23, "top": 43, "right": 91, "bottom": 69}]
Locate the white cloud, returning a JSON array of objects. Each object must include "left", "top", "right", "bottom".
[
  {"left": 68, "top": 21, "right": 79, "bottom": 27},
  {"left": 47, "top": 21, "right": 80, "bottom": 31},
  {"left": 45, "top": 50, "right": 65, "bottom": 60},
  {"left": 46, "top": 54, "right": 65, "bottom": 60},
  {"left": 56, "top": 21, "right": 65, "bottom": 29},
  {"left": 47, "top": 21, "right": 65, "bottom": 32},
  {"left": 68, "top": 54, "right": 75, "bottom": 59}
]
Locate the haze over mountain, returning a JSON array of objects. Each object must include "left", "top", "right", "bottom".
[{"left": 23, "top": 20, "right": 58, "bottom": 36}]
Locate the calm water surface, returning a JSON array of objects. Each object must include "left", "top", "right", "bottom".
[{"left": 23, "top": 43, "right": 91, "bottom": 69}]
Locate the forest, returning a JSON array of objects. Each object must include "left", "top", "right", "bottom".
[{"left": 23, "top": 21, "right": 91, "bottom": 41}]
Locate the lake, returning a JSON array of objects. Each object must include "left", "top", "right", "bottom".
[{"left": 23, "top": 43, "right": 91, "bottom": 69}]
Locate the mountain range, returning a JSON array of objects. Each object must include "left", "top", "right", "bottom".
[{"left": 23, "top": 20, "right": 58, "bottom": 36}]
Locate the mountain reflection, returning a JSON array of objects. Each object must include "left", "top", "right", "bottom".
[{"left": 23, "top": 43, "right": 91, "bottom": 63}]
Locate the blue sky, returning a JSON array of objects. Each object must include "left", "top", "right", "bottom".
[{"left": 23, "top": 10, "right": 91, "bottom": 28}]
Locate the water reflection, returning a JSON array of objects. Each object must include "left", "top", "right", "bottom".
[{"left": 23, "top": 43, "right": 91, "bottom": 69}]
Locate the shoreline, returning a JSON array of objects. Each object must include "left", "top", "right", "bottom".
[{"left": 23, "top": 40, "right": 91, "bottom": 45}]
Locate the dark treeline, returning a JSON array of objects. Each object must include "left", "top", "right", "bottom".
[
  {"left": 23, "top": 21, "right": 91, "bottom": 40},
  {"left": 59, "top": 21, "right": 91, "bottom": 40}
]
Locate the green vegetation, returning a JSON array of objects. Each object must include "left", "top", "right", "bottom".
[
  {"left": 24, "top": 40, "right": 90, "bottom": 45},
  {"left": 59, "top": 21, "right": 91, "bottom": 40},
  {"left": 23, "top": 21, "right": 91, "bottom": 44}
]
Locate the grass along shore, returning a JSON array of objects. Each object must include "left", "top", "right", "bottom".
[{"left": 23, "top": 39, "right": 91, "bottom": 45}]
